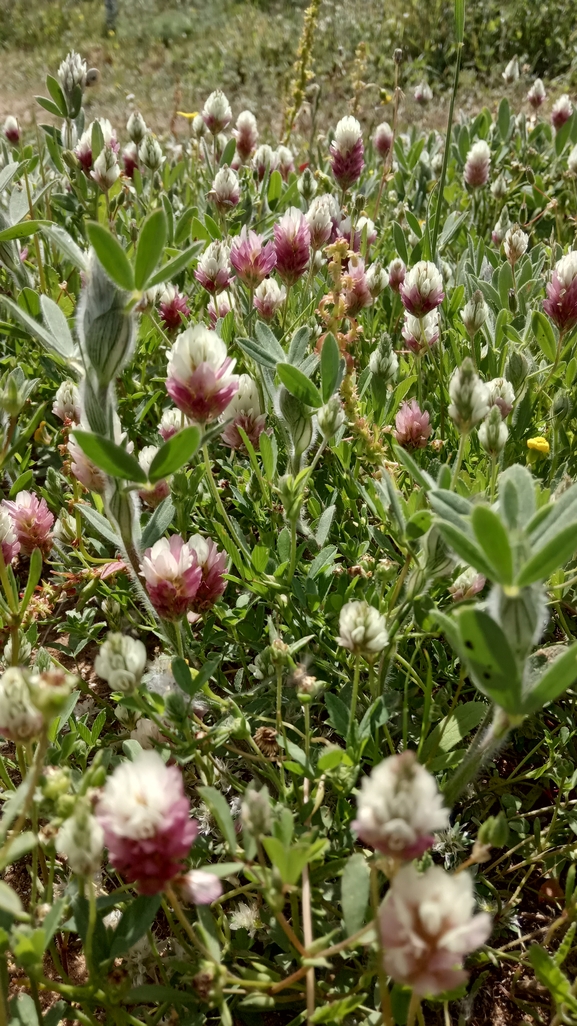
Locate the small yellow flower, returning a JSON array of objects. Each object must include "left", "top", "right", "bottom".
[
  {"left": 527, "top": 436, "right": 550, "bottom": 455},
  {"left": 176, "top": 111, "right": 200, "bottom": 120}
]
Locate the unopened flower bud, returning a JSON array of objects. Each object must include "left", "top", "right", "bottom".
[
  {"left": 139, "top": 134, "right": 165, "bottom": 173},
  {"left": 241, "top": 784, "right": 272, "bottom": 838},
  {"left": 491, "top": 173, "right": 508, "bottom": 200},
  {"left": 394, "top": 48, "right": 403, "bottom": 64},
  {"left": 77, "top": 252, "right": 135, "bottom": 387},
  {"left": 370, "top": 333, "right": 399, "bottom": 384},
  {"left": 178, "top": 870, "right": 223, "bottom": 905},
  {"left": 387, "top": 257, "right": 406, "bottom": 292},
  {"left": 233, "top": 110, "right": 258, "bottom": 162},
  {"left": 552, "top": 95, "right": 573, "bottom": 131},
  {"left": 365, "top": 261, "right": 389, "bottom": 299},
  {"left": 461, "top": 290, "right": 487, "bottom": 336},
  {"left": 297, "top": 167, "right": 317, "bottom": 201},
  {"left": 505, "top": 349, "right": 529, "bottom": 391},
  {"left": 374, "top": 121, "right": 394, "bottom": 161},
  {"left": 94, "top": 633, "right": 147, "bottom": 693},
  {"left": 551, "top": 392, "right": 572, "bottom": 424},
  {"left": 478, "top": 405, "right": 508, "bottom": 455},
  {"left": 502, "top": 57, "right": 519, "bottom": 84},
  {"left": 414, "top": 81, "right": 433, "bottom": 105},
  {"left": 56, "top": 800, "right": 104, "bottom": 877},
  {"left": 209, "top": 165, "right": 240, "bottom": 213},
  {"left": 503, "top": 225, "right": 528, "bottom": 266},
  {"left": 202, "top": 90, "right": 232, "bottom": 135},
  {"left": 527, "top": 78, "right": 546, "bottom": 109},
  {"left": 53, "top": 380, "right": 81, "bottom": 424},
  {"left": 0, "top": 366, "right": 34, "bottom": 418},
  {"left": 90, "top": 146, "right": 120, "bottom": 191},
  {"left": 448, "top": 358, "right": 489, "bottom": 433},
  {"left": 3, "top": 116, "right": 20, "bottom": 145},
  {"left": 29, "top": 669, "right": 77, "bottom": 722},
  {"left": 279, "top": 473, "right": 306, "bottom": 523},
  {"left": 278, "top": 388, "right": 313, "bottom": 465},
  {"left": 254, "top": 278, "right": 286, "bottom": 320},
  {"left": 0, "top": 668, "right": 43, "bottom": 742},
  {"left": 317, "top": 396, "right": 345, "bottom": 439},
  {"left": 477, "top": 811, "right": 509, "bottom": 849},
  {"left": 57, "top": 51, "right": 87, "bottom": 106},
  {"left": 127, "top": 111, "right": 147, "bottom": 145},
  {"left": 60, "top": 120, "right": 77, "bottom": 150},
  {"left": 464, "top": 141, "right": 490, "bottom": 188}
]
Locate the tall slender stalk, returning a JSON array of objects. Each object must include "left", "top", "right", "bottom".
[{"left": 430, "top": 0, "right": 465, "bottom": 259}]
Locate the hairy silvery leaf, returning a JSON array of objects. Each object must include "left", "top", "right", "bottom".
[
  {"left": 77, "top": 253, "right": 135, "bottom": 387},
  {"left": 485, "top": 583, "right": 547, "bottom": 664}
]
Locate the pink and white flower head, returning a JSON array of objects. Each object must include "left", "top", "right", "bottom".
[
  {"left": 449, "top": 567, "right": 486, "bottom": 602},
  {"left": 68, "top": 436, "right": 107, "bottom": 493},
  {"left": 91, "top": 146, "right": 120, "bottom": 192},
  {"left": 464, "top": 140, "right": 491, "bottom": 188},
  {"left": 254, "top": 278, "right": 287, "bottom": 320},
  {"left": 353, "top": 751, "right": 449, "bottom": 860},
  {"left": 233, "top": 110, "right": 258, "bottom": 163},
  {"left": 177, "top": 869, "right": 223, "bottom": 905},
  {"left": 502, "top": 57, "right": 520, "bottom": 84},
  {"left": 202, "top": 90, "right": 232, "bottom": 135},
  {"left": 276, "top": 145, "right": 295, "bottom": 180},
  {"left": 158, "top": 284, "right": 190, "bottom": 331},
  {"left": 402, "top": 309, "right": 440, "bottom": 355},
  {"left": 394, "top": 399, "right": 432, "bottom": 449},
  {"left": 337, "top": 601, "right": 388, "bottom": 658},
  {"left": 187, "top": 535, "right": 228, "bottom": 613},
  {"left": 343, "top": 255, "right": 373, "bottom": 318},
  {"left": 137, "top": 446, "right": 171, "bottom": 509},
  {"left": 400, "top": 261, "right": 444, "bottom": 317},
  {"left": 3, "top": 491, "right": 54, "bottom": 557},
  {"left": 273, "top": 207, "right": 311, "bottom": 286},
  {"left": 366, "top": 262, "right": 389, "bottom": 299},
  {"left": 166, "top": 324, "right": 239, "bottom": 423},
  {"left": 230, "top": 227, "right": 276, "bottom": 288},
  {"left": 379, "top": 864, "right": 492, "bottom": 996},
  {"left": 159, "top": 408, "right": 183, "bottom": 441},
  {"left": 387, "top": 257, "right": 406, "bottom": 293},
  {"left": 306, "top": 195, "right": 335, "bottom": 251},
  {"left": 374, "top": 121, "right": 394, "bottom": 161},
  {"left": 253, "top": 143, "right": 280, "bottom": 181},
  {"left": 330, "top": 116, "right": 365, "bottom": 191},
  {"left": 75, "top": 129, "right": 94, "bottom": 172},
  {"left": 0, "top": 508, "right": 19, "bottom": 566},
  {"left": 96, "top": 750, "right": 198, "bottom": 895},
  {"left": 208, "top": 292, "right": 234, "bottom": 327},
  {"left": 414, "top": 81, "right": 433, "bottom": 105},
  {"left": 0, "top": 668, "right": 43, "bottom": 743},
  {"left": 141, "top": 535, "right": 202, "bottom": 621},
  {"left": 122, "top": 142, "right": 139, "bottom": 179},
  {"left": 53, "top": 380, "right": 81, "bottom": 425},
  {"left": 486, "top": 377, "right": 515, "bottom": 418},
  {"left": 527, "top": 78, "right": 546, "bottom": 109},
  {"left": 209, "top": 166, "right": 240, "bottom": 213},
  {"left": 194, "top": 241, "right": 233, "bottom": 294},
  {"left": 3, "top": 116, "right": 20, "bottom": 145},
  {"left": 222, "top": 374, "right": 266, "bottom": 450},
  {"left": 552, "top": 95, "right": 573, "bottom": 131},
  {"left": 543, "top": 251, "right": 577, "bottom": 332}
]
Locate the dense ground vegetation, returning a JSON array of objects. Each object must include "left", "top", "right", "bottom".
[{"left": 1, "top": 3, "right": 577, "bottom": 1025}]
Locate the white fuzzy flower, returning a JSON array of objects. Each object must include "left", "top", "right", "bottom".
[
  {"left": 353, "top": 751, "right": 449, "bottom": 858},
  {"left": 223, "top": 374, "right": 262, "bottom": 421},
  {"left": 139, "top": 135, "right": 165, "bottom": 173},
  {"left": 167, "top": 324, "right": 236, "bottom": 389},
  {"left": 555, "top": 251, "right": 577, "bottom": 289},
  {"left": 0, "top": 668, "right": 43, "bottom": 742},
  {"left": 568, "top": 145, "right": 577, "bottom": 176},
  {"left": 53, "top": 381, "right": 81, "bottom": 424},
  {"left": 179, "top": 869, "right": 223, "bottom": 905},
  {"left": 91, "top": 147, "right": 120, "bottom": 191},
  {"left": 253, "top": 143, "right": 280, "bottom": 178},
  {"left": 96, "top": 750, "right": 184, "bottom": 841},
  {"left": 448, "top": 359, "right": 489, "bottom": 432},
  {"left": 503, "top": 225, "right": 528, "bottom": 266},
  {"left": 478, "top": 406, "right": 508, "bottom": 455},
  {"left": 229, "top": 901, "right": 262, "bottom": 936},
  {"left": 306, "top": 195, "right": 335, "bottom": 250},
  {"left": 94, "top": 633, "right": 147, "bottom": 693},
  {"left": 365, "top": 262, "right": 388, "bottom": 299},
  {"left": 159, "top": 408, "right": 183, "bottom": 441},
  {"left": 379, "top": 864, "right": 492, "bottom": 995},
  {"left": 334, "top": 116, "right": 362, "bottom": 156},
  {"left": 337, "top": 601, "right": 388, "bottom": 657},
  {"left": 253, "top": 278, "right": 286, "bottom": 319},
  {"left": 486, "top": 377, "right": 515, "bottom": 417},
  {"left": 56, "top": 803, "right": 104, "bottom": 877},
  {"left": 127, "top": 111, "right": 147, "bottom": 145},
  {"left": 137, "top": 445, "right": 160, "bottom": 478},
  {"left": 404, "top": 261, "right": 443, "bottom": 301},
  {"left": 57, "top": 51, "right": 87, "bottom": 97},
  {"left": 141, "top": 537, "right": 197, "bottom": 591},
  {"left": 210, "top": 166, "right": 240, "bottom": 208},
  {"left": 502, "top": 57, "right": 519, "bottom": 84},
  {"left": 202, "top": 90, "right": 232, "bottom": 134}
]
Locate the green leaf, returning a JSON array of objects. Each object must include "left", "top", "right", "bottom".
[
  {"left": 516, "top": 523, "right": 577, "bottom": 586},
  {"left": 0, "top": 162, "right": 23, "bottom": 194},
  {"left": 91, "top": 119, "right": 105, "bottom": 161},
  {"left": 259, "top": 430, "right": 276, "bottom": 480},
  {"left": 141, "top": 497, "right": 175, "bottom": 550},
  {"left": 72, "top": 431, "right": 147, "bottom": 484},
  {"left": 2, "top": 296, "right": 72, "bottom": 361},
  {"left": 0, "top": 831, "right": 37, "bottom": 872},
  {"left": 78, "top": 505, "right": 121, "bottom": 545},
  {"left": 498, "top": 97, "right": 511, "bottom": 140},
  {"left": 46, "top": 74, "right": 68, "bottom": 116},
  {"left": 0, "top": 220, "right": 50, "bottom": 241},
  {"left": 123, "top": 984, "right": 198, "bottom": 1007},
  {"left": 110, "top": 895, "right": 162, "bottom": 957},
  {"left": 219, "top": 137, "right": 236, "bottom": 168},
  {"left": 19, "top": 548, "right": 43, "bottom": 617},
  {"left": 435, "top": 522, "right": 496, "bottom": 581},
  {"left": 261, "top": 837, "right": 320, "bottom": 887},
  {"left": 522, "top": 642, "right": 577, "bottom": 715},
  {"left": 528, "top": 945, "right": 577, "bottom": 1013},
  {"left": 277, "top": 363, "right": 323, "bottom": 408},
  {"left": 198, "top": 786, "right": 237, "bottom": 854},
  {"left": 454, "top": 607, "right": 522, "bottom": 713},
  {"left": 320, "top": 332, "right": 340, "bottom": 403},
  {"left": 40, "top": 295, "right": 74, "bottom": 356},
  {"left": 395, "top": 445, "right": 436, "bottom": 491},
  {"left": 340, "top": 853, "right": 370, "bottom": 936},
  {"left": 392, "top": 221, "right": 408, "bottom": 264},
  {"left": 148, "top": 426, "right": 201, "bottom": 482},
  {"left": 421, "top": 702, "right": 487, "bottom": 760},
  {"left": 254, "top": 321, "right": 287, "bottom": 363},
  {"left": 42, "top": 224, "right": 88, "bottom": 270},
  {"left": 471, "top": 505, "right": 513, "bottom": 585},
  {"left": 267, "top": 169, "right": 283, "bottom": 207},
  {"left": 86, "top": 222, "right": 134, "bottom": 291},
  {"left": 237, "top": 335, "right": 280, "bottom": 369},
  {"left": 134, "top": 208, "right": 168, "bottom": 290},
  {"left": 324, "top": 692, "right": 349, "bottom": 738},
  {"left": 146, "top": 241, "right": 204, "bottom": 288},
  {"left": 0, "top": 881, "right": 24, "bottom": 917},
  {"left": 532, "top": 310, "right": 557, "bottom": 363},
  {"left": 36, "top": 95, "right": 65, "bottom": 117}
]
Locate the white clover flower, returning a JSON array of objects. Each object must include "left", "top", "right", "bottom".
[
  {"left": 448, "top": 359, "right": 489, "bottom": 433},
  {"left": 502, "top": 57, "right": 520, "bottom": 84},
  {"left": 96, "top": 750, "right": 187, "bottom": 841},
  {"left": 127, "top": 111, "right": 147, "bottom": 145},
  {"left": 91, "top": 147, "right": 120, "bottom": 191},
  {"left": 555, "top": 251, "right": 577, "bottom": 288},
  {"left": 334, "top": 116, "right": 362, "bottom": 156},
  {"left": 461, "top": 292, "right": 487, "bottom": 336},
  {"left": 306, "top": 195, "right": 334, "bottom": 249},
  {"left": 353, "top": 751, "right": 449, "bottom": 859},
  {"left": 56, "top": 802, "right": 104, "bottom": 877},
  {"left": 0, "top": 667, "right": 43, "bottom": 742},
  {"left": 365, "top": 262, "right": 389, "bottom": 299},
  {"left": 486, "top": 377, "right": 515, "bottom": 417},
  {"left": 229, "top": 901, "right": 262, "bottom": 936},
  {"left": 568, "top": 144, "right": 577, "bottom": 176},
  {"left": 404, "top": 261, "right": 443, "bottom": 301},
  {"left": 167, "top": 324, "right": 237, "bottom": 391},
  {"left": 210, "top": 165, "right": 240, "bottom": 207},
  {"left": 139, "top": 135, "right": 165, "bottom": 172},
  {"left": 478, "top": 406, "right": 508, "bottom": 455},
  {"left": 58, "top": 51, "right": 87, "bottom": 98},
  {"left": 179, "top": 870, "right": 223, "bottom": 905},
  {"left": 379, "top": 864, "right": 492, "bottom": 995},
  {"left": 223, "top": 374, "right": 262, "bottom": 421},
  {"left": 337, "top": 601, "right": 388, "bottom": 657},
  {"left": 202, "top": 90, "right": 232, "bottom": 134},
  {"left": 253, "top": 278, "right": 286, "bottom": 319},
  {"left": 94, "top": 633, "right": 147, "bottom": 693},
  {"left": 503, "top": 225, "right": 528, "bottom": 266}
]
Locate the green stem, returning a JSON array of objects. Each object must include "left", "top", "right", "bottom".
[
  {"left": 443, "top": 709, "right": 509, "bottom": 808},
  {"left": 202, "top": 443, "right": 244, "bottom": 553},
  {"left": 287, "top": 519, "right": 297, "bottom": 583},
  {"left": 85, "top": 877, "right": 97, "bottom": 978},
  {"left": 348, "top": 654, "right": 361, "bottom": 735},
  {"left": 431, "top": 40, "right": 463, "bottom": 259},
  {"left": 450, "top": 432, "right": 467, "bottom": 490}
]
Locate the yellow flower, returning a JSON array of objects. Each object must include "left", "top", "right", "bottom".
[
  {"left": 176, "top": 111, "right": 200, "bottom": 120},
  {"left": 527, "top": 436, "right": 550, "bottom": 455}
]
